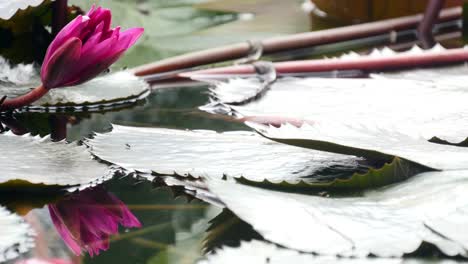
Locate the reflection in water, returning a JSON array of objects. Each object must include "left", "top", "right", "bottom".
[
  {"left": 48, "top": 187, "right": 141, "bottom": 257},
  {"left": 15, "top": 258, "right": 72, "bottom": 264}
]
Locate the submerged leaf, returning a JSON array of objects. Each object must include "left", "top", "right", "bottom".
[
  {"left": 205, "top": 170, "right": 468, "bottom": 257},
  {"left": 86, "top": 125, "right": 370, "bottom": 184},
  {"left": 0, "top": 132, "right": 110, "bottom": 190},
  {"left": 0, "top": 206, "right": 34, "bottom": 262}
]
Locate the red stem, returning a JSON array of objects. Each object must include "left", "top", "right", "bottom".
[
  {"left": 180, "top": 47, "right": 468, "bottom": 78},
  {"left": 132, "top": 7, "right": 461, "bottom": 77},
  {"left": 0, "top": 85, "right": 48, "bottom": 111}
]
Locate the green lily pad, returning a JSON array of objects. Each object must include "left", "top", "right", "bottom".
[{"left": 236, "top": 157, "right": 429, "bottom": 192}]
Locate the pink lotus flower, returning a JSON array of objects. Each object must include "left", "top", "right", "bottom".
[
  {"left": 41, "top": 5, "right": 144, "bottom": 89},
  {"left": 0, "top": 5, "right": 143, "bottom": 111},
  {"left": 48, "top": 187, "right": 141, "bottom": 257}
]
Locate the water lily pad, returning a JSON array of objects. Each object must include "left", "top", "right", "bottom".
[
  {"left": 0, "top": 57, "right": 150, "bottom": 112},
  {"left": 236, "top": 157, "right": 429, "bottom": 192},
  {"left": 0, "top": 0, "right": 44, "bottom": 20},
  {"left": 0, "top": 132, "right": 111, "bottom": 190},
  {"left": 249, "top": 122, "right": 468, "bottom": 171},
  {"left": 206, "top": 76, "right": 468, "bottom": 145},
  {"left": 0, "top": 206, "right": 34, "bottom": 262},
  {"left": 199, "top": 240, "right": 460, "bottom": 264},
  {"left": 372, "top": 63, "right": 468, "bottom": 84},
  {"left": 86, "top": 125, "right": 368, "bottom": 184},
  {"left": 205, "top": 170, "right": 468, "bottom": 257}
]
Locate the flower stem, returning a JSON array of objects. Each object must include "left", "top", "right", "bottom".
[
  {"left": 418, "top": 0, "right": 445, "bottom": 48},
  {"left": 132, "top": 7, "right": 461, "bottom": 77},
  {"left": 0, "top": 85, "right": 48, "bottom": 111},
  {"left": 52, "top": 0, "right": 68, "bottom": 36}
]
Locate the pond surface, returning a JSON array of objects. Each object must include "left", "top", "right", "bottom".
[{"left": 1, "top": 0, "right": 467, "bottom": 263}]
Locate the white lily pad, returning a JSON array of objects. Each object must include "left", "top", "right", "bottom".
[
  {"left": 0, "top": 57, "right": 150, "bottom": 112},
  {"left": 0, "top": 206, "right": 34, "bottom": 262},
  {"left": 0, "top": 0, "right": 44, "bottom": 20},
  {"left": 250, "top": 122, "right": 468, "bottom": 171},
  {"left": 206, "top": 76, "right": 468, "bottom": 144},
  {"left": 205, "top": 170, "right": 468, "bottom": 258},
  {"left": 86, "top": 125, "right": 368, "bottom": 184},
  {"left": 0, "top": 132, "right": 111, "bottom": 190},
  {"left": 372, "top": 64, "right": 468, "bottom": 84},
  {"left": 200, "top": 240, "right": 458, "bottom": 264}
]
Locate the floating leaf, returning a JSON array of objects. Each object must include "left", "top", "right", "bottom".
[
  {"left": 0, "top": 0, "right": 45, "bottom": 20},
  {"left": 206, "top": 76, "right": 468, "bottom": 144},
  {"left": 236, "top": 157, "right": 429, "bottom": 192},
  {"left": 205, "top": 170, "right": 468, "bottom": 257},
  {"left": 0, "top": 206, "right": 34, "bottom": 262},
  {"left": 372, "top": 63, "right": 468, "bottom": 83},
  {"left": 0, "top": 61, "right": 150, "bottom": 112},
  {"left": 86, "top": 125, "right": 371, "bottom": 184},
  {"left": 0, "top": 132, "right": 111, "bottom": 190},
  {"left": 199, "top": 240, "right": 458, "bottom": 264},
  {"left": 249, "top": 122, "right": 468, "bottom": 171}
]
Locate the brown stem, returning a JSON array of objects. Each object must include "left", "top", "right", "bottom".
[
  {"left": 418, "top": 0, "right": 446, "bottom": 47},
  {"left": 52, "top": 0, "right": 68, "bottom": 36},
  {"left": 180, "top": 46, "right": 468, "bottom": 77},
  {"left": 132, "top": 7, "right": 461, "bottom": 77},
  {"left": 0, "top": 85, "right": 49, "bottom": 111}
]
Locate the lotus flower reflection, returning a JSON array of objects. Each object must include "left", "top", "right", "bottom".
[
  {"left": 0, "top": 5, "right": 143, "bottom": 110},
  {"left": 48, "top": 187, "right": 141, "bottom": 257}
]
